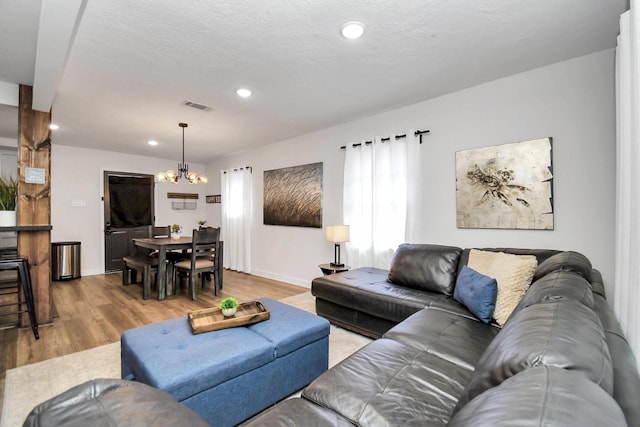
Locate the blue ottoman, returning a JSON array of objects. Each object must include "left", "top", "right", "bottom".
[{"left": 121, "top": 298, "right": 329, "bottom": 427}]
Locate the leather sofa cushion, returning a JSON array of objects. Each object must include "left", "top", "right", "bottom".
[
  {"left": 302, "top": 309, "right": 498, "bottom": 426},
  {"left": 590, "top": 269, "right": 607, "bottom": 297},
  {"left": 533, "top": 250, "right": 593, "bottom": 282},
  {"left": 240, "top": 397, "right": 353, "bottom": 426},
  {"left": 448, "top": 366, "right": 626, "bottom": 427},
  {"left": 512, "top": 270, "right": 594, "bottom": 315},
  {"left": 454, "top": 300, "right": 614, "bottom": 413},
  {"left": 24, "top": 379, "right": 211, "bottom": 427},
  {"left": 303, "top": 337, "right": 472, "bottom": 425},
  {"left": 592, "top": 294, "right": 640, "bottom": 426},
  {"left": 388, "top": 243, "right": 462, "bottom": 295},
  {"left": 383, "top": 308, "right": 500, "bottom": 371}
]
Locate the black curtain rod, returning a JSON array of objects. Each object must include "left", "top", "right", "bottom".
[
  {"left": 340, "top": 129, "right": 430, "bottom": 149},
  {"left": 223, "top": 166, "right": 252, "bottom": 174}
]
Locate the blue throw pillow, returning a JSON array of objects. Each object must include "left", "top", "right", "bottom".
[{"left": 454, "top": 265, "right": 498, "bottom": 324}]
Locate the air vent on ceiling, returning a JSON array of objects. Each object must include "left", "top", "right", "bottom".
[{"left": 183, "top": 100, "right": 214, "bottom": 111}]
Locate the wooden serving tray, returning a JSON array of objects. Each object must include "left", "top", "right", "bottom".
[{"left": 188, "top": 300, "right": 270, "bottom": 335}]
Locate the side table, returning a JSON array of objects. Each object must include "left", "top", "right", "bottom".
[{"left": 319, "top": 263, "right": 350, "bottom": 275}]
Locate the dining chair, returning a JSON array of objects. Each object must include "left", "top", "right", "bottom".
[
  {"left": 173, "top": 227, "right": 220, "bottom": 300},
  {"left": 152, "top": 225, "right": 170, "bottom": 238},
  {"left": 196, "top": 225, "right": 219, "bottom": 284},
  {"left": 150, "top": 225, "right": 188, "bottom": 294},
  {"left": 122, "top": 238, "right": 159, "bottom": 300}
]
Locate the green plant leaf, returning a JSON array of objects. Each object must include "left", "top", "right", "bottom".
[
  {"left": 0, "top": 176, "right": 17, "bottom": 211},
  {"left": 219, "top": 297, "right": 239, "bottom": 309}
]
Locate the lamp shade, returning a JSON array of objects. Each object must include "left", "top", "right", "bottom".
[{"left": 326, "top": 225, "right": 350, "bottom": 243}]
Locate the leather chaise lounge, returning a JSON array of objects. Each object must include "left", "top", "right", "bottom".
[{"left": 244, "top": 244, "right": 640, "bottom": 426}]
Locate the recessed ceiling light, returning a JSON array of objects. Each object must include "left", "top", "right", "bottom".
[
  {"left": 341, "top": 21, "right": 365, "bottom": 39},
  {"left": 49, "top": 123, "right": 60, "bottom": 130},
  {"left": 236, "top": 88, "right": 252, "bottom": 98},
  {"left": 147, "top": 140, "right": 158, "bottom": 146}
]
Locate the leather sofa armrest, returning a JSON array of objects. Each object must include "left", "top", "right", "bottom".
[{"left": 24, "top": 379, "right": 211, "bottom": 427}]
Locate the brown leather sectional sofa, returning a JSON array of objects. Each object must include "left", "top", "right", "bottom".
[{"left": 244, "top": 244, "right": 640, "bottom": 426}]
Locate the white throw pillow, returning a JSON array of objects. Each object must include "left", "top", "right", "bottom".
[{"left": 467, "top": 249, "right": 538, "bottom": 326}]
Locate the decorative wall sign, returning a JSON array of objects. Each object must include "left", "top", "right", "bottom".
[
  {"left": 167, "top": 192, "right": 198, "bottom": 210},
  {"left": 25, "top": 167, "right": 46, "bottom": 184},
  {"left": 456, "top": 138, "right": 553, "bottom": 229},
  {"left": 206, "top": 194, "right": 221, "bottom": 203},
  {"left": 263, "top": 162, "right": 323, "bottom": 228}
]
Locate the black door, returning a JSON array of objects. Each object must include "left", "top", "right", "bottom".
[{"left": 104, "top": 171, "right": 154, "bottom": 272}]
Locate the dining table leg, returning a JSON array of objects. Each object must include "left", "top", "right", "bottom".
[{"left": 157, "top": 247, "right": 167, "bottom": 300}]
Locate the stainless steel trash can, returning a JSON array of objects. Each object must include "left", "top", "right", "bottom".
[{"left": 52, "top": 241, "right": 81, "bottom": 280}]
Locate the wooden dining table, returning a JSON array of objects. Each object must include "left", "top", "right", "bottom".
[
  {"left": 132, "top": 236, "right": 223, "bottom": 300},
  {"left": 132, "top": 236, "right": 191, "bottom": 300}
]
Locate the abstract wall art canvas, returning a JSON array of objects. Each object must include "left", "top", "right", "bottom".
[
  {"left": 263, "top": 162, "right": 323, "bottom": 228},
  {"left": 456, "top": 138, "right": 553, "bottom": 229}
]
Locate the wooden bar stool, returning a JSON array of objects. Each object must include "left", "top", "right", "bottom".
[{"left": 0, "top": 257, "right": 39, "bottom": 339}]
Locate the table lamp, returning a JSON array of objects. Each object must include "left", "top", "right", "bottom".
[{"left": 326, "top": 225, "right": 350, "bottom": 267}]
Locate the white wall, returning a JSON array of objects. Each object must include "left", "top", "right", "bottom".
[
  {"left": 0, "top": 81, "right": 18, "bottom": 106},
  {"left": 205, "top": 49, "right": 617, "bottom": 296},
  {"left": 51, "top": 144, "right": 207, "bottom": 276},
  {"left": 0, "top": 137, "right": 17, "bottom": 148}
]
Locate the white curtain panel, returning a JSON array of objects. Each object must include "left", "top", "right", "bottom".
[
  {"left": 614, "top": 3, "right": 640, "bottom": 367},
  {"left": 343, "top": 132, "right": 421, "bottom": 269},
  {"left": 220, "top": 167, "right": 252, "bottom": 273}
]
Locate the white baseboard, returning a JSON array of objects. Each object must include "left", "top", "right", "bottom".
[
  {"left": 250, "top": 269, "right": 311, "bottom": 289},
  {"left": 81, "top": 268, "right": 312, "bottom": 289}
]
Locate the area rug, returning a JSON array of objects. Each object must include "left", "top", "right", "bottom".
[{"left": 0, "top": 292, "right": 371, "bottom": 427}]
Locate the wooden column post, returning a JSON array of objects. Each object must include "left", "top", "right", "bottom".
[{"left": 17, "top": 84, "right": 52, "bottom": 325}]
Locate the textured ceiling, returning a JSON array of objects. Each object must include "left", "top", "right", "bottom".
[{"left": 0, "top": 0, "right": 628, "bottom": 163}]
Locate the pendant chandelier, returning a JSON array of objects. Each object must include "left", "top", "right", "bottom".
[{"left": 157, "top": 123, "right": 207, "bottom": 184}]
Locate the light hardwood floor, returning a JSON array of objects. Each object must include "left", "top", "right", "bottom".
[{"left": 0, "top": 270, "right": 308, "bottom": 410}]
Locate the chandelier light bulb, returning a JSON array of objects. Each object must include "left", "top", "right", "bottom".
[{"left": 187, "top": 172, "right": 198, "bottom": 184}]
